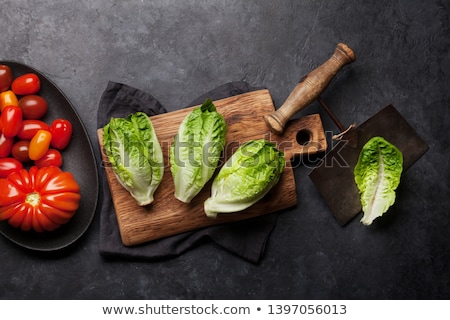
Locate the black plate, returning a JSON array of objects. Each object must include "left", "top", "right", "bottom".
[{"left": 0, "top": 61, "right": 98, "bottom": 251}]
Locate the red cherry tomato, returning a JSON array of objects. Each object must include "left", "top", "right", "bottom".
[
  {"left": 18, "top": 95, "right": 48, "bottom": 119},
  {"left": 29, "top": 129, "right": 52, "bottom": 160},
  {"left": 17, "top": 120, "right": 50, "bottom": 140},
  {"left": 1, "top": 105, "right": 23, "bottom": 138},
  {"left": 34, "top": 149, "right": 63, "bottom": 168},
  {"left": 11, "top": 140, "right": 31, "bottom": 163},
  {"left": 11, "top": 73, "right": 41, "bottom": 95},
  {"left": 0, "top": 65, "right": 13, "bottom": 92},
  {"left": 0, "top": 158, "right": 23, "bottom": 178},
  {"left": 49, "top": 119, "right": 72, "bottom": 150},
  {"left": 0, "top": 132, "right": 14, "bottom": 158}
]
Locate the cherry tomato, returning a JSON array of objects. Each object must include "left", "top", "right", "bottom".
[
  {"left": 0, "top": 90, "right": 19, "bottom": 111},
  {"left": 0, "top": 65, "right": 13, "bottom": 92},
  {"left": 0, "top": 158, "right": 23, "bottom": 178},
  {"left": 49, "top": 119, "right": 73, "bottom": 150},
  {"left": 1, "top": 105, "right": 23, "bottom": 137},
  {"left": 0, "top": 132, "right": 14, "bottom": 158},
  {"left": 34, "top": 149, "right": 63, "bottom": 168},
  {"left": 17, "top": 120, "right": 49, "bottom": 140},
  {"left": 11, "top": 140, "right": 31, "bottom": 163},
  {"left": 11, "top": 73, "right": 41, "bottom": 95},
  {"left": 29, "top": 129, "right": 52, "bottom": 160},
  {"left": 18, "top": 95, "right": 48, "bottom": 119}
]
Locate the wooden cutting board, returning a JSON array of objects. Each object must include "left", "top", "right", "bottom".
[{"left": 97, "top": 89, "right": 326, "bottom": 246}]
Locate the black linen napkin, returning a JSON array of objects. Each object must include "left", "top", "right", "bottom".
[{"left": 97, "top": 81, "right": 278, "bottom": 263}]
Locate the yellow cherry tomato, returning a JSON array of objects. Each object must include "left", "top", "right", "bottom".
[
  {"left": 29, "top": 129, "right": 52, "bottom": 161},
  {"left": 0, "top": 90, "right": 19, "bottom": 111}
]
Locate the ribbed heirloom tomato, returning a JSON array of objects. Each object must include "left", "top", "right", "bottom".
[{"left": 0, "top": 166, "right": 81, "bottom": 232}]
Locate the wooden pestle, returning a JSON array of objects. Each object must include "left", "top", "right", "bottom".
[{"left": 264, "top": 43, "right": 356, "bottom": 135}]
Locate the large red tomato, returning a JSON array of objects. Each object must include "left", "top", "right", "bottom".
[{"left": 0, "top": 166, "right": 81, "bottom": 232}]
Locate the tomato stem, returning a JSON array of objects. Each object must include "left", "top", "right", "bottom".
[{"left": 25, "top": 192, "right": 41, "bottom": 206}]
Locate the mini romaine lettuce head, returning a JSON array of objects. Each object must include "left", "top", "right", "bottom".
[
  {"left": 103, "top": 112, "right": 164, "bottom": 206},
  {"left": 354, "top": 136, "right": 403, "bottom": 225},
  {"left": 204, "top": 139, "right": 285, "bottom": 218},
  {"left": 170, "top": 99, "right": 227, "bottom": 203}
]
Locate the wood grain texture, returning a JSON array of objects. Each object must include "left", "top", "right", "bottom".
[{"left": 97, "top": 90, "right": 326, "bottom": 246}]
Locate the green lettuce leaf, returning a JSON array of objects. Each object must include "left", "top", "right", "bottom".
[
  {"left": 204, "top": 139, "right": 285, "bottom": 218},
  {"left": 170, "top": 99, "right": 227, "bottom": 203},
  {"left": 103, "top": 112, "right": 164, "bottom": 206},
  {"left": 354, "top": 136, "right": 403, "bottom": 225}
]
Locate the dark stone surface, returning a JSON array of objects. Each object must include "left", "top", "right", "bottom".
[{"left": 0, "top": 0, "right": 449, "bottom": 299}]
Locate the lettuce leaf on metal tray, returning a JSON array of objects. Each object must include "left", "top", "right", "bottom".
[{"left": 354, "top": 136, "right": 403, "bottom": 225}]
